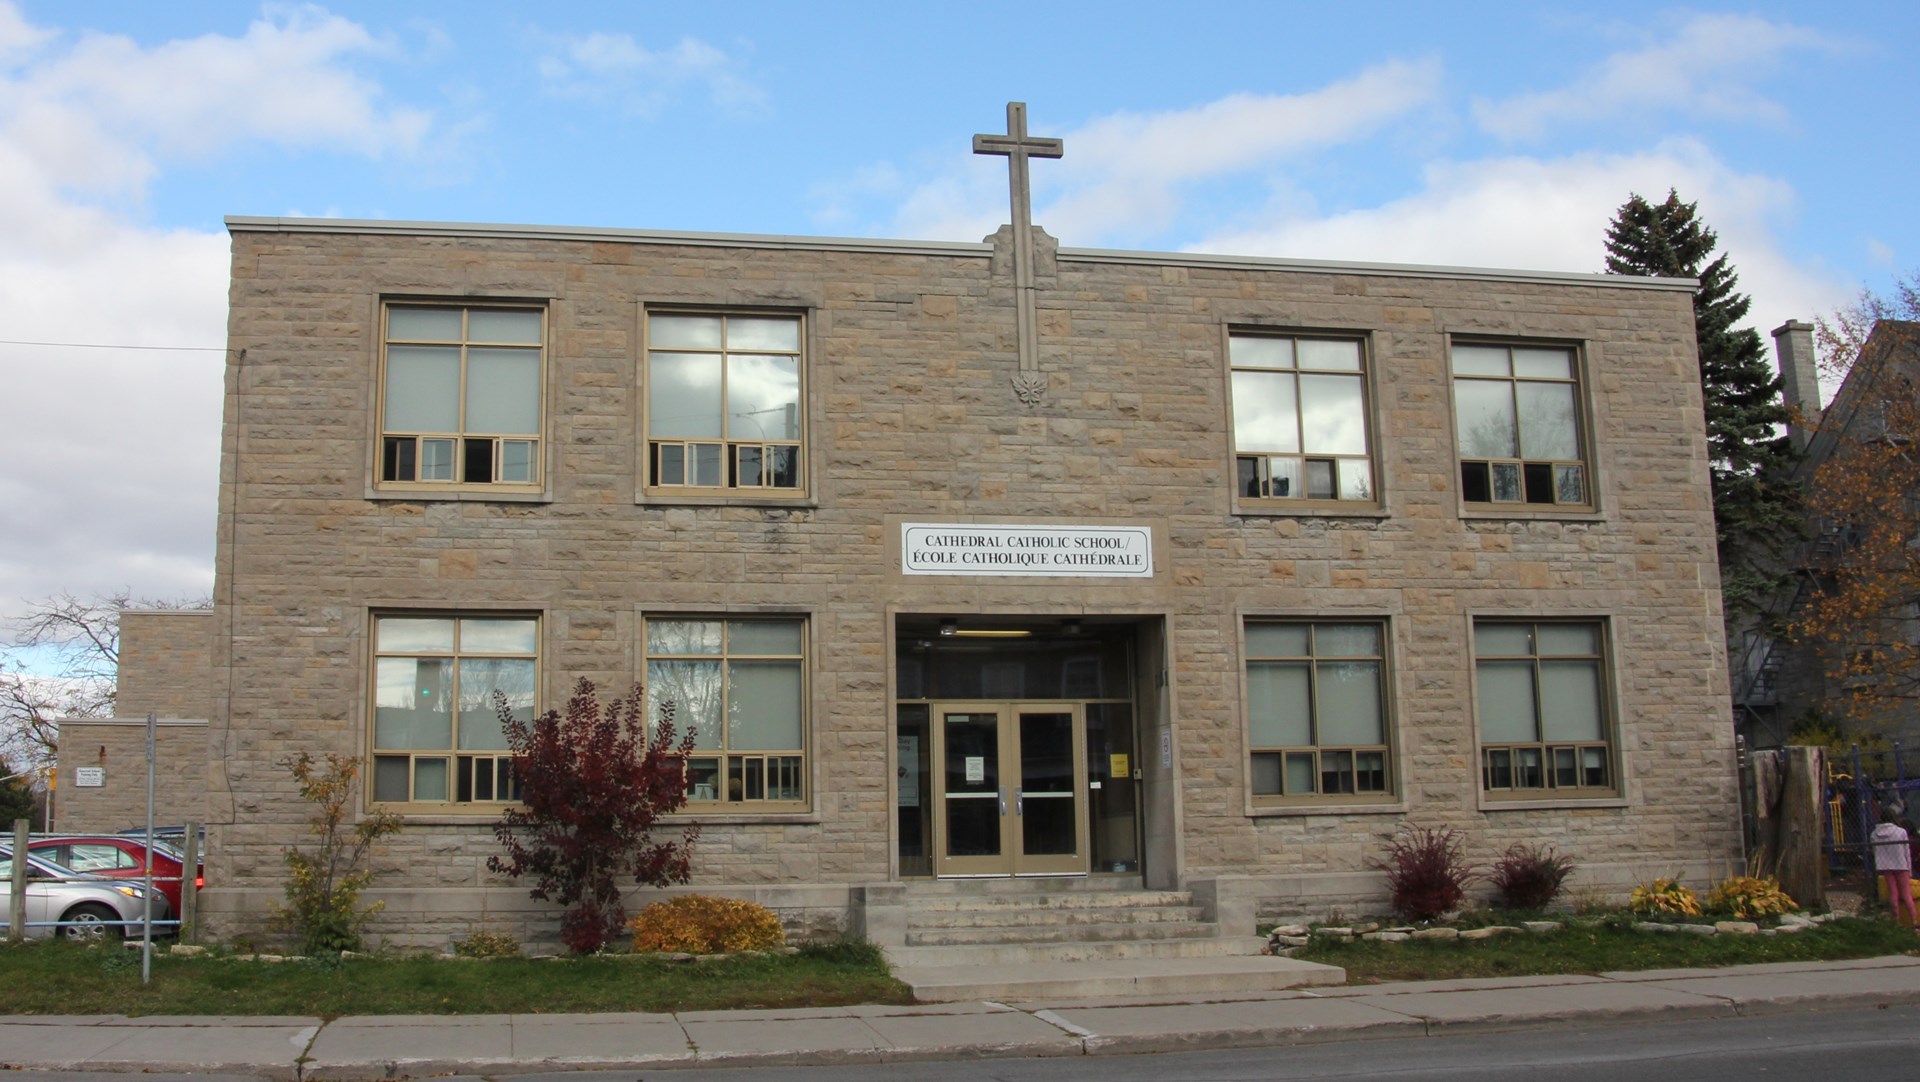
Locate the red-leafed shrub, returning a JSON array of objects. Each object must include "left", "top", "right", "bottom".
[
  {"left": 489, "top": 680, "right": 698, "bottom": 954},
  {"left": 1375, "top": 825, "right": 1478, "bottom": 922},
  {"left": 1488, "top": 843, "right": 1576, "bottom": 911}
]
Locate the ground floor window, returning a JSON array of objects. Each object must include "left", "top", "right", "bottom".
[
  {"left": 1245, "top": 620, "right": 1393, "bottom": 805},
  {"left": 370, "top": 613, "right": 537, "bottom": 808},
  {"left": 645, "top": 616, "right": 807, "bottom": 807},
  {"left": 1474, "top": 619, "right": 1615, "bottom": 797}
]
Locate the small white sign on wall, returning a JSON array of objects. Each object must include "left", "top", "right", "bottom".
[{"left": 74, "top": 767, "right": 105, "bottom": 788}]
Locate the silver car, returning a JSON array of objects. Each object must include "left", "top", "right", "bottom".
[{"left": 0, "top": 845, "right": 171, "bottom": 941}]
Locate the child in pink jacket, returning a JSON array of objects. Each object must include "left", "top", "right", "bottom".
[{"left": 1872, "top": 804, "right": 1916, "bottom": 928}]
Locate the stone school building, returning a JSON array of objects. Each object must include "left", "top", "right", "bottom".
[{"left": 192, "top": 172, "right": 1741, "bottom": 944}]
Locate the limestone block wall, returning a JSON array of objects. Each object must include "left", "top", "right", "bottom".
[
  {"left": 53, "top": 718, "right": 208, "bottom": 834},
  {"left": 115, "top": 610, "right": 214, "bottom": 720},
  {"left": 201, "top": 218, "right": 1739, "bottom": 945}
]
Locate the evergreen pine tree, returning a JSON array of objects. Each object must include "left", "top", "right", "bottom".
[{"left": 1605, "top": 190, "right": 1801, "bottom": 622}]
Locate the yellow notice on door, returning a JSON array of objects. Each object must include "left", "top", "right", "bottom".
[{"left": 1109, "top": 753, "right": 1130, "bottom": 777}]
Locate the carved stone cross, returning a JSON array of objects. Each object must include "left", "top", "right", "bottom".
[{"left": 973, "top": 102, "right": 1063, "bottom": 405}]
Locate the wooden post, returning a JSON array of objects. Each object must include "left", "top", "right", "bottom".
[
  {"left": 9, "top": 818, "right": 26, "bottom": 941},
  {"left": 1772, "top": 746, "right": 1827, "bottom": 910},
  {"left": 180, "top": 822, "right": 200, "bottom": 943}
]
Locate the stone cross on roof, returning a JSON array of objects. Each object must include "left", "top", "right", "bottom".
[{"left": 973, "top": 102, "right": 1063, "bottom": 405}]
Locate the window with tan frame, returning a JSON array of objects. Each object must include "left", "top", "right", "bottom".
[
  {"left": 1229, "top": 332, "right": 1375, "bottom": 505},
  {"left": 1474, "top": 619, "right": 1616, "bottom": 798},
  {"left": 370, "top": 613, "right": 538, "bottom": 809},
  {"left": 378, "top": 303, "right": 545, "bottom": 491},
  {"left": 1245, "top": 620, "right": 1394, "bottom": 805},
  {"left": 1451, "top": 342, "right": 1590, "bottom": 507},
  {"left": 644, "top": 312, "right": 804, "bottom": 494},
  {"left": 644, "top": 616, "right": 807, "bottom": 808}
]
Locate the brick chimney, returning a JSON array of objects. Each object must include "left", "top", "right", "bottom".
[{"left": 1773, "top": 320, "right": 1820, "bottom": 450}]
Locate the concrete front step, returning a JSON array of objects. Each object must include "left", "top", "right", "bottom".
[
  {"left": 892, "top": 952, "right": 1347, "bottom": 1003},
  {"left": 909, "top": 905, "right": 1207, "bottom": 929},
  {"left": 907, "top": 920, "right": 1220, "bottom": 947},
  {"left": 889, "top": 935, "right": 1271, "bottom": 968},
  {"left": 910, "top": 889, "right": 1195, "bottom": 912}
]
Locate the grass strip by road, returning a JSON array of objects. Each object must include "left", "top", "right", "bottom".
[
  {"left": 1296, "top": 915, "right": 1920, "bottom": 983},
  {"left": 0, "top": 938, "right": 913, "bottom": 1018}
]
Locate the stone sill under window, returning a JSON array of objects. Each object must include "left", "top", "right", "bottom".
[
  {"left": 1234, "top": 500, "right": 1389, "bottom": 520},
  {"left": 1478, "top": 794, "right": 1627, "bottom": 812},
  {"left": 1459, "top": 504, "right": 1604, "bottom": 523},
  {"left": 1248, "top": 800, "right": 1406, "bottom": 819},
  {"left": 383, "top": 809, "right": 821, "bottom": 826},
  {"left": 367, "top": 485, "right": 551, "bottom": 504},
  {"left": 637, "top": 492, "right": 819, "bottom": 509}
]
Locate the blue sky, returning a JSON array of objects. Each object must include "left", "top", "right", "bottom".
[{"left": 0, "top": 1, "right": 1914, "bottom": 635}]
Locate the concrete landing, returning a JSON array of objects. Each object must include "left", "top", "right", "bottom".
[{"left": 891, "top": 949, "right": 1347, "bottom": 1003}]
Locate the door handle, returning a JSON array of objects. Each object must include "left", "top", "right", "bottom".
[
  {"left": 999, "top": 789, "right": 1007, "bottom": 816},
  {"left": 1015, "top": 787, "right": 1024, "bottom": 816}
]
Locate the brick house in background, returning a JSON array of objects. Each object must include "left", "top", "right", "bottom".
[{"left": 184, "top": 205, "right": 1741, "bottom": 949}]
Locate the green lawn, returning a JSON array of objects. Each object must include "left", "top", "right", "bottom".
[
  {"left": 1294, "top": 916, "right": 1920, "bottom": 983},
  {"left": 0, "top": 938, "right": 912, "bottom": 1017}
]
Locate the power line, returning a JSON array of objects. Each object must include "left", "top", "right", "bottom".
[{"left": 0, "top": 339, "right": 226, "bottom": 353}]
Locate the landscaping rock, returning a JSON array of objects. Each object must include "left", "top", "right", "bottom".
[
  {"left": 1779, "top": 913, "right": 1817, "bottom": 928},
  {"left": 1361, "top": 931, "right": 1410, "bottom": 942},
  {"left": 1459, "top": 926, "right": 1516, "bottom": 941},
  {"left": 1316, "top": 927, "right": 1355, "bottom": 939},
  {"left": 1270, "top": 934, "right": 1310, "bottom": 947},
  {"left": 1270, "top": 924, "right": 1311, "bottom": 937},
  {"left": 1714, "top": 920, "right": 1760, "bottom": 935},
  {"left": 1678, "top": 923, "right": 1717, "bottom": 936},
  {"left": 1774, "top": 922, "right": 1805, "bottom": 934},
  {"left": 1411, "top": 927, "right": 1460, "bottom": 941},
  {"left": 168, "top": 944, "right": 206, "bottom": 957},
  {"left": 1523, "top": 921, "right": 1563, "bottom": 933},
  {"left": 1634, "top": 922, "right": 1677, "bottom": 934},
  {"left": 1351, "top": 922, "right": 1381, "bottom": 934}
]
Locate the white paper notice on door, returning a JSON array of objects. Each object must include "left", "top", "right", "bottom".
[{"left": 965, "top": 756, "right": 985, "bottom": 783}]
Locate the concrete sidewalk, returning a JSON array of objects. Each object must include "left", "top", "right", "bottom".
[{"left": 4, "top": 954, "right": 1919, "bottom": 1079}]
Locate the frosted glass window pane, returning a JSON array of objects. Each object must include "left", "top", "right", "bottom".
[
  {"left": 1232, "top": 370, "right": 1299, "bottom": 453},
  {"left": 1513, "top": 347, "right": 1572, "bottom": 379},
  {"left": 693, "top": 443, "right": 723, "bottom": 485},
  {"left": 1247, "top": 662, "right": 1311, "bottom": 747},
  {"left": 1451, "top": 345, "right": 1509, "bottom": 376},
  {"left": 1537, "top": 624, "right": 1598, "bottom": 656},
  {"left": 1455, "top": 380, "right": 1517, "bottom": 458},
  {"left": 1251, "top": 753, "right": 1283, "bottom": 794},
  {"left": 730, "top": 620, "right": 802, "bottom": 655},
  {"left": 374, "top": 757, "right": 409, "bottom": 801},
  {"left": 1517, "top": 382, "right": 1578, "bottom": 460},
  {"left": 467, "top": 309, "right": 541, "bottom": 344},
  {"left": 1316, "top": 624, "right": 1380, "bottom": 657},
  {"left": 414, "top": 758, "right": 448, "bottom": 802},
  {"left": 1267, "top": 456, "right": 1302, "bottom": 498},
  {"left": 378, "top": 617, "right": 454, "bottom": 653},
  {"left": 458, "top": 657, "right": 535, "bottom": 748},
  {"left": 1306, "top": 459, "right": 1335, "bottom": 499},
  {"left": 647, "top": 660, "right": 723, "bottom": 747},
  {"left": 461, "top": 618, "right": 537, "bottom": 655},
  {"left": 1540, "top": 660, "right": 1604, "bottom": 741},
  {"left": 1230, "top": 336, "right": 1293, "bottom": 369},
  {"left": 1338, "top": 458, "right": 1373, "bottom": 500},
  {"left": 499, "top": 440, "right": 535, "bottom": 482},
  {"left": 385, "top": 346, "right": 460, "bottom": 431},
  {"left": 1299, "top": 374, "right": 1367, "bottom": 454},
  {"left": 1297, "top": 339, "right": 1361, "bottom": 371},
  {"left": 651, "top": 315, "right": 723, "bottom": 349},
  {"left": 729, "top": 660, "right": 803, "bottom": 749},
  {"left": 649, "top": 353, "right": 724, "bottom": 438},
  {"left": 389, "top": 307, "right": 462, "bottom": 341},
  {"left": 466, "top": 348, "right": 541, "bottom": 433},
  {"left": 1318, "top": 661, "right": 1383, "bottom": 745},
  {"left": 1285, "top": 754, "right": 1317, "bottom": 794},
  {"left": 727, "top": 355, "right": 801, "bottom": 440},
  {"left": 1476, "top": 624, "right": 1534, "bottom": 656},
  {"left": 420, "top": 438, "right": 455, "bottom": 480},
  {"left": 727, "top": 317, "right": 800, "bottom": 351},
  {"left": 1247, "top": 624, "right": 1310, "bottom": 657},
  {"left": 649, "top": 620, "right": 723, "bottom": 654},
  {"left": 374, "top": 657, "right": 453, "bottom": 749},
  {"left": 1478, "top": 659, "right": 1537, "bottom": 743}
]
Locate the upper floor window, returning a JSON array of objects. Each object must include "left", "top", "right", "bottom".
[
  {"left": 370, "top": 613, "right": 538, "bottom": 809},
  {"left": 378, "top": 304, "right": 545, "bottom": 491},
  {"left": 1452, "top": 343, "right": 1588, "bottom": 507},
  {"left": 1474, "top": 619, "right": 1615, "bottom": 798},
  {"left": 1229, "top": 333, "right": 1373, "bottom": 504},
  {"left": 645, "top": 312, "right": 804, "bottom": 494},
  {"left": 645, "top": 617, "right": 808, "bottom": 808},
  {"left": 1245, "top": 620, "right": 1393, "bottom": 805}
]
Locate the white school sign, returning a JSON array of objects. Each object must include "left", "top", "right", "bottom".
[{"left": 901, "top": 523, "right": 1153, "bottom": 578}]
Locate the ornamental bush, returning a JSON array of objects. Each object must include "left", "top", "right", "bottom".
[
  {"left": 1706, "top": 875, "right": 1795, "bottom": 919},
  {"left": 629, "top": 895, "right": 785, "bottom": 954},
  {"left": 274, "top": 753, "right": 400, "bottom": 955},
  {"left": 1488, "top": 843, "right": 1577, "bottom": 911},
  {"left": 1629, "top": 877, "right": 1702, "bottom": 917},
  {"left": 489, "top": 680, "right": 699, "bottom": 954},
  {"left": 1375, "top": 825, "right": 1478, "bottom": 922}
]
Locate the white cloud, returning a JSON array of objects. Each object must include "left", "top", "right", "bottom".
[
  {"left": 886, "top": 58, "right": 1445, "bottom": 244},
  {"left": 1474, "top": 13, "right": 1839, "bottom": 141},
  {"left": 0, "top": 2, "right": 449, "bottom": 617},
  {"left": 536, "top": 30, "right": 763, "bottom": 117},
  {"left": 1192, "top": 139, "right": 1852, "bottom": 350}
]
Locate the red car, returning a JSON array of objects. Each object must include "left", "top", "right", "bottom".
[{"left": 25, "top": 835, "right": 202, "bottom": 914}]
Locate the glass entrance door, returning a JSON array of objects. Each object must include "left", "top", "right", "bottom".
[{"left": 932, "top": 703, "right": 1088, "bottom": 876}]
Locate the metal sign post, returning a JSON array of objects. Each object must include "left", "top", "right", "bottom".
[{"left": 142, "top": 711, "right": 155, "bottom": 983}]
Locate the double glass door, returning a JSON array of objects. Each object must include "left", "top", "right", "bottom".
[{"left": 932, "top": 702, "right": 1087, "bottom": 876}]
